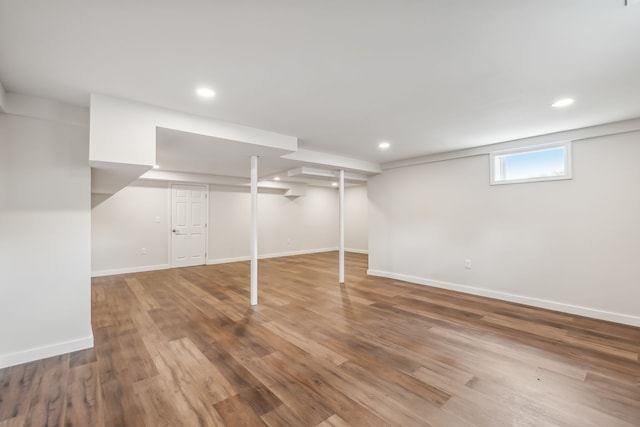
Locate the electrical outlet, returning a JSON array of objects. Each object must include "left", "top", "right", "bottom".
[
  {"left": 464, "top": 258, "right": 472, "bottom": 269},
  {"left": 141, "top": 248, "right": 147, "bottom": 255},
  {"left": 155, "top": 216, "right": 161, "bottom": 223}
]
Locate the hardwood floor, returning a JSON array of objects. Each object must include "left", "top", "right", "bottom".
[{"left": 1, "top": 252, "right": 639, "bottom": 426}]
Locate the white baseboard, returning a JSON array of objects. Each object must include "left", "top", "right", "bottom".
[
  {"left": 91, "top": 248, "right": 345, "bottom": 276},
  {"left": 92, "top": 249, "right": 364, "bottom": 275},
  {"left": 207, "top": 255, "right": 252, "bottom": 265},
  {"left": 345, "top": 248, "right": 368, "bottom": 254},
  {"left": 207, "top": 247, "right": 338, "bottom": 265},
  {"left": 367, "top": 269, "right": 640, "bottom": 327},
  {"left": 0, "top": 334, "right": 94, "bottom": 369},
  {"left": 91, "top": 263, "right": 171, "bottom": 277}
]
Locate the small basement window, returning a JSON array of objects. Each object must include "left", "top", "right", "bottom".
[{"left": 490, "top": 142, "right": 572, "bottom": 185}]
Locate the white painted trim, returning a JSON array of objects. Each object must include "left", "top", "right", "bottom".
[
  {"left": 367, "top": 269, "right": 640, "bottom": 327},
  {"left": 92, "top": 250, "right": 344, "bottom": 275},
  {"left": 92, "top": 264, "right": 171, "bottom": 277},
  {"left": 382, "top": 117, "right": 640, "bottom": 171},
  {"left": 207, "top": 256, "right": 253, "bottom": 265},
  {"left": 345, "top": 248, "right": 369, "bottom": 254},
  {"left": 0, "top": 334, "right": 94, "bottom": 369},
  {"left": 207, "top": 247, "right": 339, "bottom": 265}
]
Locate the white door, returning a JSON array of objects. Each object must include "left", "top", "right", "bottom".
[{"left": 171, "top": 184, "right": 207, "bottom": 268}]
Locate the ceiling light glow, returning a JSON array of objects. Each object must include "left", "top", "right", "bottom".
[
  {"left": 274, "top": 176, "right": 280, "bottom": 181},
  {"left": 152, "top": 164, "right": 160, "bottom": 169},
  {"left": 196, "top": 87, "right": 215, "bottom": 98},
  {"left": 552, "top": 98, "right": 574, "bottom": 108},
  {"left": 379, "top": 141, "right": 391, "bottom": 149},
  {"left": 332, "top": 182, "right": 338, "bottom": 186}
]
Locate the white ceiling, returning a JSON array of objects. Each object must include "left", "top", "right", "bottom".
[
  {"left": 155, "top": 127, "right": 363, "bottom": 187},
  {"left": 155, "top": 127, "right": 299, "bottom": 178},
  {"left": 1, "top": 0, "right": 639, "bottom": 169}
]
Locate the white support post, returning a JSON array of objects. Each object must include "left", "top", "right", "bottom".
[
  {"left": 250, "top": 155, "right": 258, "bottom": 305},
  {"left": 339, "top": 169, "right": 345, "bottom": 284}
]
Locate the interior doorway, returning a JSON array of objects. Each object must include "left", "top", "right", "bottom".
[{"left": 170, "top": 184, "right": 208, "bottom": 268}]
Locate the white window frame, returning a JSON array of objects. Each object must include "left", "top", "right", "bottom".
[{"left": 490, "top": 141, "right": 572, "bottom": 185}]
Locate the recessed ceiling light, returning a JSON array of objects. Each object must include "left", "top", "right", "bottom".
[
  {"left": 152, "top": 164, "right": 160, "bottom": 169},
  {"left": 379, "top": 141, "right": 391, "bottom": 149},
  {"left": 196, "top": 87, "right": 215, "bottom": 98},
  {"left": 274, "top": 176, "right": 280, "bottom": 181},
  {"left": 552, "top": 98, "right": 574, "bottom": 108},
  {"left": 332, "top": 182, "right": 338, "bottom": 186}
]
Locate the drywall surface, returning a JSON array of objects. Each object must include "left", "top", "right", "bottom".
[
  {"left": 208, "top": 186, "right": 340, "bottom": 262},
  {"left": 0, "top": 113, "right": 92, "bottom": 368},
  {"left": 92, "top": 183, "right": 373, "bottom": 273},
  {"left": 91, "top": 180, "right": 170, "bottom": 274},
  {"left": 345, "top": 185, "right": 368, "bottom": 252},
  {"left": 369, "top": 131, "right": 640, "bottom": 325},
  {"left": 89, "top": 93, "right": 297, "bottom": 166}
]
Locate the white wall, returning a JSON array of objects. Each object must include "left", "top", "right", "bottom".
[
  {"left": 91, "top": 180, "right": 170, "bottom": 274},
  {"left": 92, "top": 183, "right": 369, "bottom": 273},
  {"left": 369, "top": 131, "right": 640, "bottom": 326},
  {"left": 345, "top": 185, "right": 368, "bottom": 253},
  {"left": 209, "top": 185, "right": 340, "bottom": 263},
  {"left": 0, "top": 113, "right": 93, "bottom": 368}
]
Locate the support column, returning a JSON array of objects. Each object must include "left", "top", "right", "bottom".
[
  {"left": 339, "top": 169, "right": 345, "bottom": 284},
  {"left": 250, "top": 155, "right": 258, "bottom": 305}
]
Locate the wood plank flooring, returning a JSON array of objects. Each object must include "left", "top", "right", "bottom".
[{"left": 1, "top": 252, "right": 639, "bottom": 426}]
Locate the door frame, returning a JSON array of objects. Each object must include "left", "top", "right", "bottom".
[{"left": 169, "top": 182, "right": 209, "bottom": 268}]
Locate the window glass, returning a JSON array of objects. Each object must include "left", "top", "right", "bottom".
[{"left": 491, "top": 142, "right": 571, "bottom": 185}]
